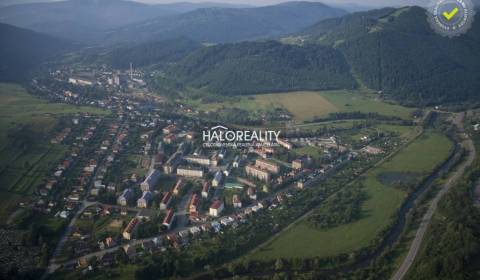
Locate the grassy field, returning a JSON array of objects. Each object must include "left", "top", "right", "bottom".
[
  {"left": 189, "top": 90, "right": 413, "bottom": 122},
  {"left": 0, "top": 83, "right": 108, "bottom": 222},
  {"left": 346, "top": 123, "right": 418, "bottom": 142},
  {"left": 74, "top": 213, "right": 135, "bottom": 240},
  {"left": 250, "top": 130, "right": 452, "bottom": 260},
  {"left": 0, "top": 83, "right": 106, "bottom": 150},
  {"left": 292, "top": 119, "right": 363, "bottom": 131},
  {"left": 292, "top": 146, "right": 324, "bottom": 160}
]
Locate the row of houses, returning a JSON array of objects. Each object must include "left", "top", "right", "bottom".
[{"left": 140, "top": 169, "right": 161, "bottom": 191}]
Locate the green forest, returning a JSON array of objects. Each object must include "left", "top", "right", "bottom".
[
  {"left": 166, "top": 40, "right": 357, "bottom": 95},
  {"left": 406, "top": 164, "right": 480, "bottom": 279},
  {"left": 153, "top": 6, "right": 480, "bottom": 105}
]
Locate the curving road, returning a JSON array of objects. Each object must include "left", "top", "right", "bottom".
[{"left": 391, "top": 112, "right": 476, "bottom": 280}]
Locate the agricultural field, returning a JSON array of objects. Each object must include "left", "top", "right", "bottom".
[
  {"left": 0, "top": 83, "right": 106, "bottom": 149},
  {"left": 250, "top": 130, "right": 452, "bottom": 260},
  {"left": 188, "top": 90, "right": 414, "bottom": 122},
  {"left": 286, "top": 119, "right": 363, "bottom": 132},
  {"left": 0, "top": 83, "right": 107, "bottom": 222},
  {"left": 294, "top": 121, "right": 416, "bottom": 136}
]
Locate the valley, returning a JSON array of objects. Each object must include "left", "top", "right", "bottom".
[
  {"left": 1, "top": 1, "right": 480, "bottom": 280},
  {"left": 249, "top": 129, "right": 453, "bottom": 261}
]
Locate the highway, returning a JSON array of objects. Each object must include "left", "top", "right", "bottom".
[{"left": 391, "top": 112, "right": 476, "bottom": 280}]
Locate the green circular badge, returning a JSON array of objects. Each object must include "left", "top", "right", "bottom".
[{"left": 427, "top": 0, "right": 475, "bottom": 37}]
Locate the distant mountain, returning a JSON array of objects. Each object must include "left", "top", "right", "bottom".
[
  {"left": 105, "top": 1, "right": 347, "bottom": 44},
  {"left": 296, "top": 6, "right": 480, "bottom": 105},
  {"left": 0, "top": 0, "right": 250, "bottom": 42},
  {"left": 324, "top": 1, "right": 377, "bottom": 12},
  {"left": 155, "top": 6, "right": 480, "bottom": 105},
  {"left": 164, "top": 40, "right": 356, "bottom": 95},
  {"left": 0, "top": 0, "right": 164, "bottom": 41},
  {"left": 137, "top": 1, "right": 254, "bottom": 12},
  {"left": 0, "top": 23, "right": 72, "bottom": 81},
  {"left": 0, "top": 0, "right": 60, "bottom": 7}
]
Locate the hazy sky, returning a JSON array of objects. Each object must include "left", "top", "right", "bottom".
[
  {"left": 138, "top": 0, "right": 428, "bottom": 6},
  {"left": 138, "top": 0, "right": 428, "bottom": 7},
  {"left": 0, "top": 0, "right": 430, "bottom": 8}
]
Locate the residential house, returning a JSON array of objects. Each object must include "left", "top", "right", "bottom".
[
  {"left": 212, "top": 171, "right": 223, "bottom": 187},
  {"left": 233, "top": 194, "right": 242, "bottom": 208},
  {"left": 209, "top": 200, "right": 224, "bottom": 217},
  {"left": 177, "top": 165, "right": 204, "bottom": 178},
  {"left": 123, "top": 218, "right": 139, "bottom": 240},
  {"left": 117, "top": 188, "right": 133, "bottom": 206},
  {"left": 162, "top": 209, "right": 175, "bottom": 230},
  {"left": 189, "top": 194, "right": 200, "bottom": 216},
  {"left": 137, "top": 191, "right": 153, "bottom": 208},
  {"left": 172, "top": 179, "right": 185, "bottom": 196},
  {"left": 160, "top": 192, "right": 172, "bottom": 210},
  {"left": 202, "top": 181, "right": 211, "bottom": 198},
  {"left": 245, "top": 165, "right": 270, "bottom": 182},
  {"left": 141, "top": 169, "right": 161, "bottom": 191},
  {"left": 247, "top": 187, "right": 257, "bottom": 200},
  {"left": 255, "top": 159, "right": 280, "bottom": 174}
]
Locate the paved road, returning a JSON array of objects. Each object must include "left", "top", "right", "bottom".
[
  {"left": 47, "top": 164, "right": 107, "bottom": 274},
  {"left": 44, "top": 122, "right": 126, "bottom": 277},
  {"left": 175, "top": 187, "right": 194, "bottom": 230},
  {"left": 391, "top": 112, "right": 476, "bottom": 280},
  {"left": 46, "top": 201, "right": 96, "bottom": 274}
]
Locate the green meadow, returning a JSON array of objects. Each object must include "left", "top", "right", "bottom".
[
  {"left": 0, "top": 83, "right": 108, "bottom": 222},
  {"left": 188, "top": 90, "right": 413, "bottom": 122},
  {"left": 250, "top": 130, "right": 452, "bottom": 260}
]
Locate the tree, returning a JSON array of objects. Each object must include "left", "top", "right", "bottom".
[
  {"left": 173, "top": 259, "right": 181, "bottom": 277},
  {"left": 39, "top": 243, "right": 49, "bottom": 267},
  {"left": 115, "top": 248, "right": 128, "bottom": 264},
  {"left": 227, "top": 263, "right": 236, "bottom": 275},
  {"left": 275, "top": 258, "right": 284, "bottom": 271}
]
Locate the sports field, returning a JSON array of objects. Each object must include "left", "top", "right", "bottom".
[
  {"left": 0, "top": 83, "right": 107, "bottom": 222},
  {"left": 250, "top": 130, "right": 452, "bottom": 260},
  {"left": 192, "top": 90, "right": 413, "bottom": 122}
]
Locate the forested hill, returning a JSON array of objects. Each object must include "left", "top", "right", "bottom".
[
  {"left": 165, "top": 40, "right": 357, "bottom": 95},
  {"left": 0, "top": 0, "right": 252, "bottom": 42},
  {"left": 296, "top": 6, "right": 480, "bottom": 105},
  {"left": 102, "top": 38, "right": 202, "bottom": 69},
  {"left": 105, "top": 2, "right": 347, "bottom": 44},
  {"left": 158, "top": 6, "right": 480, "bottom": 105},
  {"left": 0, "top": 23, "right": 72, "bottom": 81}
]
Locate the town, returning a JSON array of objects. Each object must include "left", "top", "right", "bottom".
[
  {"left": 1, "top": 1, "right": 479, "bottom": 280},
  {"left": 0, "top": 59, "right": 415, "bottom": 280}
]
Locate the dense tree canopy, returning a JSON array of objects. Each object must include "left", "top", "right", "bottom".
[{"left": 165, "top": 40, "right": 357, "bottom": 95}]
